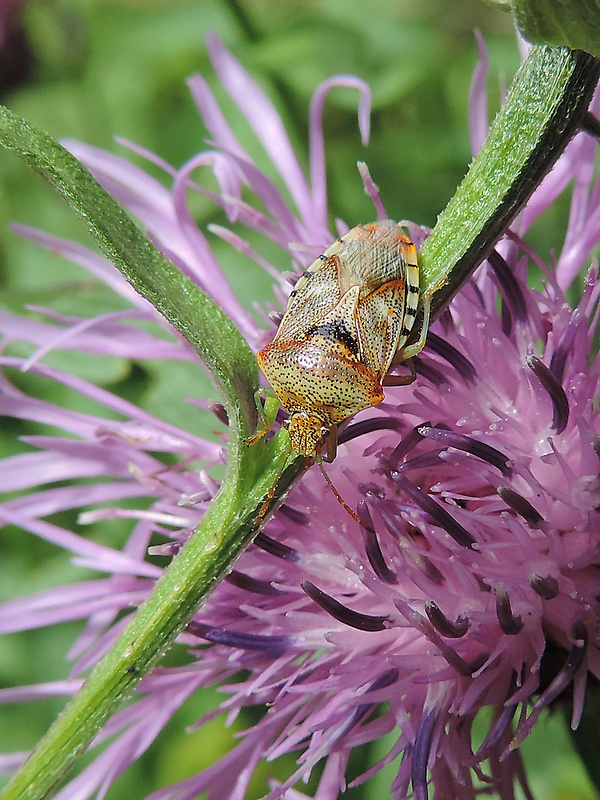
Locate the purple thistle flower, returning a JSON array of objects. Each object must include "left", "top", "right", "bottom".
[{"left": 2, "top": 32, "right": 600, "bottom": 800}]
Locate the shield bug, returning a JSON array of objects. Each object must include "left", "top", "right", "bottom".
[{"left": 256, "top": 220, "right": 430, "bottom": 461}]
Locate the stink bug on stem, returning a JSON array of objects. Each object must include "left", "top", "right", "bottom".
[{"left": 256, "top": 220, "right": 431, "bottom": 463}]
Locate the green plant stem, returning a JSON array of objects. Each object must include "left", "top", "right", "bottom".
[
  {"left": 0, "top": 108, "right": 308, "bottom": 800},
  {"left": 419, "top": 46, "right": 600, "bottom": 318},
  {"left": 0, "top": 43, "right": 599, "bottom": 800},
  {"left": 582, "top": 110, "right": 600, "bottom": 139},
  {"left": 2, "top": 430, "right": 301, "bottom": 800},
  {"left": 0, "top": 107, "right": 258, "bottom": 445}
]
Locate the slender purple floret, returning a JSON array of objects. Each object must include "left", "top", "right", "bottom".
[{"left": 2, "top": 33, "right": 600, "bottom": 800}]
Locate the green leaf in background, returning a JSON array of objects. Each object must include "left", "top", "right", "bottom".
[{"left": 490, "top": 0, "right": 600, "bottom": 56}]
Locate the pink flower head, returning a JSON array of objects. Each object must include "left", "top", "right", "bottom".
[{"left": 2, "top": 33, "right": 600, "bottom": 800}]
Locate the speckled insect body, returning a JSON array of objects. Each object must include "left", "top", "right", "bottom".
[{"left": 257, "top": 220, "right": 428, "bottom": 459}]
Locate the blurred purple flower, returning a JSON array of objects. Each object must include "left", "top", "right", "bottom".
[{"left": 2, "top": 32, "right": 600, "bottom": 800}]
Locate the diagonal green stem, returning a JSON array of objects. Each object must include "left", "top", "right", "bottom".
[
  {"left": 420, "top": 46, "right": 600, "bottom": 317},
  {"left": 0, "top": 105, "right": 307, "bottom": 799},
  {"left": 0, "top": 43, "right": 599, "bottom": 800},
  {"left": 2, "top": 427, "right": 302, "bottom": 800},
  {"left": 0, "top": 107, "right": 258, "bottom": 448}
]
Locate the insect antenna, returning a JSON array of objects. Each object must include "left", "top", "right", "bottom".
[{"left": 316, "top": 456, "right": 361, "bottom": 524}]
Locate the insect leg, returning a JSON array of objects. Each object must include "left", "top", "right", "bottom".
[
  {"left": 316, "top": 455, "right": 361, "bottom": 524},
  {"left": 246, "top": 390, "right": 280, "bottom": 445},
  {"left": 382, "top": 290, "right": 431, "bottom": 386},
  {"left": 321, "top": 424, "right": 338, "bottom": 463},
  {"left": 382, "top": 358, "right": 416, "bottom": 387},
  {"left": 397, "top": 288, "right": 431, "bottom": 360}
]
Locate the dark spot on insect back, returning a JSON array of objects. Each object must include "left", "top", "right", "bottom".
[{"left": 307, "top": 320, "right": 360, "bottom": 357}]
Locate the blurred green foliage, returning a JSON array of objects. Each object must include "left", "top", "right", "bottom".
[{"left": 0, "top": 1, "right": 595, "bottom": 798}]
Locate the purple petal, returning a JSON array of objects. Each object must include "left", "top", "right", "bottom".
[
  {"left": 309, "top": 76, "right": 371, "bottom": 226},
  {"left": 206, "top": 32, "right": 316, "bottom": 229}
]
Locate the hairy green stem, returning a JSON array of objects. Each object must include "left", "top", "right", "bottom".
[
  {"left": 420, "top": 46, "right": 600, "bottom": 317},
  {"left": 2, "top": 430, "right": 301, "bottom": 800}
]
